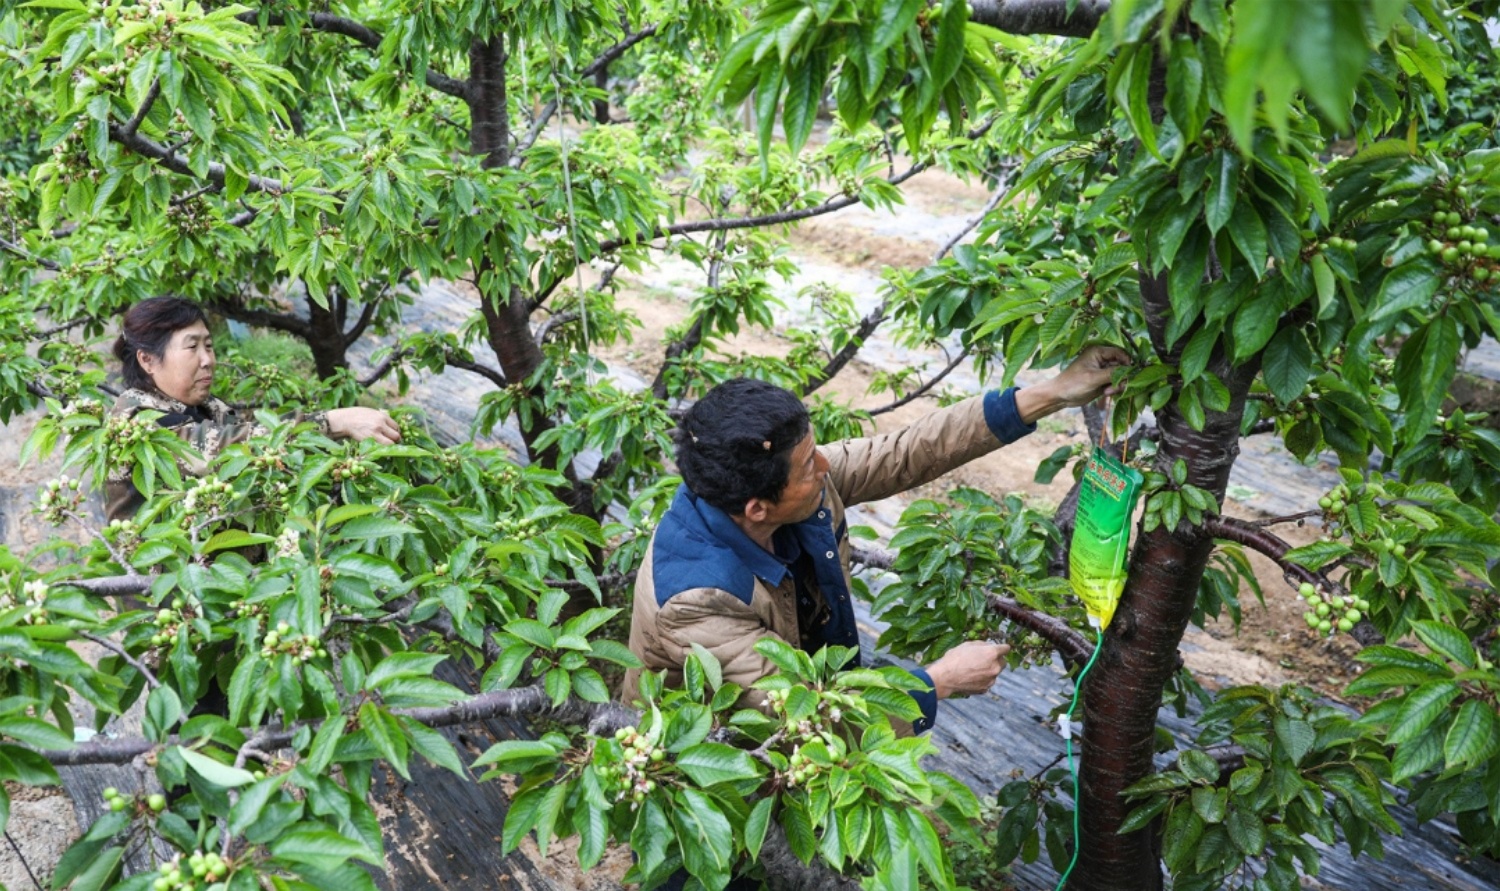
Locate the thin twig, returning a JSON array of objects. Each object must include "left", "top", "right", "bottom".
[
  {"left": 359, "top": 348, "right": 411, "bottom": 388},
  {"left": 748, "top": 729, "right": 786, "bottom": 768},
  {"left": 0, "top": 235, "right": 62, "bottom": 271},
  {"left": 63, "top": 510, "right": 138, "bottom": 574},
  {"left": 121, "top": 77, "right": 161, "bottom": 137},
  {"left": 534, "top": 310, "right": 580, "bottom": 346},
  {"left": 79, "top": 631, "right": 160, "bottom": 690},
  {"left": 933, "top": 173, "right": 1012, "bottom": 263},
  {"left": 1249, "top": 510, "right": 1322, "bottom": 528},
  {"left": 34, "top": 314, "right": 96, "bottom": 338},
  {"left": 4, "top": 831, "right": 44, "bottom": 891},
  {"left": 868, "top": 347, "right": 971, "bottom": 417}
]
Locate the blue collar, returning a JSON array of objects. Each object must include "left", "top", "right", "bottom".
[{"left": 676, "top": 486, "right": 794, "bottom": 586}]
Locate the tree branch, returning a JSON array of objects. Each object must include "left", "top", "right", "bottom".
[
  {"left": 79, "top": 631, "right": 160, "bottom": 690},
  {"left": 342, "top": 298, "right": 379, "bottom": 348},
  {"left": 204, "top": 298, "right": 312, "bottom": 339},
  {"left": 443, "top": 351, "right": 508, "bottom": 388},
  {"left": 799, "top": 299, "right": 887, "bottom": 397},
  {"left": 1202, "top": 515, "right": 1384, "bottom": 645},
  {"left": 38, "top": 685, "right": 630, "bottom": 766},
  {"left": 867, "top": 348, "right": 969, "bottom": 417},
  {"left": 121, "top": 77, "right": 162, "bottom": 137},
  {"left": 933, "top": 172, "right": 1011, "bottom": 263},
  {"left": 595, "top": 162, "right": 930, "bottom": 255},
  {"left": 0, "top": 235, "right": 62, "bottom": 271},
  {"left": 359, "top": 347, "right": 410, "bottom": 388},
  {"left": 987, "top": 595, "right": 1095, "bottom": 669},
  {"left": 55, "top": 575, "right": 152, "bottom": 597},
  {"left": 852, "top": 547, "right": 1095, "bottom": 666},
  {"left": 1201, "top": 516, "right": 1313, "bottom": 585},
  {"left": 237, "top": 10, "right": 466, "bottom": 97},
  {"left": 533, "top": 310, "right": 580, "bottom": 346},
  {"left": 849, "top": 545, "right": 894, "bottom": 572},
  {"left": 969, "top": 0, "right": 1111, "bottom": 38},
  {"left": 108, "top": 124, "right": 300, "bottom": 196},
  {"left": 510, "top": 24, "right": 662, "bottom": 161}
]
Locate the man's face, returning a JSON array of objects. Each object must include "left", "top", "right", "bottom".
[{"left": 762, "top": 431, "right": 830, "bottom": 525}]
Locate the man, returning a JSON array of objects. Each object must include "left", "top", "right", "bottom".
[{"left": 622, "top": 345, "right": 1129, "bottom": 733}]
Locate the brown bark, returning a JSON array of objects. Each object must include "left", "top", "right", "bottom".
[
  {"left": 306, "top": 295, "right": 349, "bottom": 379},
  {"left": 1068, "top": 272, "right": 1258, "bottom": 890}
]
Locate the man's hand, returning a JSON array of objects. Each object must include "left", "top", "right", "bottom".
[
  {"left": 925, "top": 641, "right": 1011, "bottom": 699},
  {"left": 328, "top": 407, "right": 402, "bottom": 445},
  {"left": 1016, "top": 344, "right": 1133, "bottom": 424}
]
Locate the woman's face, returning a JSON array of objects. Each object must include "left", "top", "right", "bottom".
[{"left": 139, "top": 321, "right": 216, "bottom": 406}]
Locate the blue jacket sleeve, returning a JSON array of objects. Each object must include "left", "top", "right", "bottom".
[
  {"left": 982, "top": 387, "right": 1037, "bottom": 445},
  {"left": 909, "top": 667, "right": 939, "bottom": 734}
]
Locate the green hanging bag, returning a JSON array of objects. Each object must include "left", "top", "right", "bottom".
[{"left": 1068, "top": 447, "right": 1144, "bottom": 630}]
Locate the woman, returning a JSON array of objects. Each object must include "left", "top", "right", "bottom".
[{"left": 106, "top": 296, "right": 401, "bottom": 520}]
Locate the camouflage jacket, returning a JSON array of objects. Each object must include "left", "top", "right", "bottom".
[{"left": 105, "top": 388, "right": 328, "bottom": 521}]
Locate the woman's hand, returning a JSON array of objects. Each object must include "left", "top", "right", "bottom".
[
  {"left": 925, "top": 641, "right": 1011, "bottom": 699},
  {"left": 327, "top": 407, "right": 402, "bottom": 444}
]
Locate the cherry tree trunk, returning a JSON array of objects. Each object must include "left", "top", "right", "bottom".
[{"left": 1068, "top": 272, "right": 1258, "bottom": 889}]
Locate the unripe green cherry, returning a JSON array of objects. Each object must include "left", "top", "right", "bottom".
[
  {"left": 147, "top": 793, "right": 166, "bottom": 812},
  {"left": 1298, "top": 582, "right": 1315, "bottom": 598},
  {"left": 1316, "top": 603, "right": 1330, "bottom": 617}
]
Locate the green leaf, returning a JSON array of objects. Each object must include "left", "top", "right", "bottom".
[
  {"left": 1443, "top": 700, "right": 1500, "bottom": 770},
  {"left": 177, "top": 747, "right": 255, "bottom": 788},
  {"left": 202, "top": 530, "right": 275, "bottom": 554},
  {"left": 472, "top": 739, "right": 559, "bottom": 773},
  {"left": 1411, "top": 621, "right": 1476, "bottom": 669},
  {"left": 65, "top": 844, "right": 124, "bottom": 891},
  {"left": 1162, "top": 803, "right": 1206, "bottom": 871},
  {"left": 872, "top": 0, "right": 923, "bottom": 51},
  {"left": 1204, "top": 150, "right": 1240, "bottom": 234},
  {"left": 675, "top": 742, "right": 761, "bottom": 787},
  {"left": 1385, "top": 680, "right": 1462, "bottom": 745},
  {"left": 1179, "top": 750, "right": 1219, "bottom": 784},
  {"left": 1369, "top": 262, "right": 1440, "bottom": 326},
  {"left": 744, "top": 796, "right": 774, "bottom": 861},
  {"left": 228, "top": 776, "right": 285, "bottom": 836},
  {"left": 1286, "top": 0, "right": 1368, "bottom": 129},
  {"left": 364, "top": 652, "right": 449, "bottom": 692},
  {"left": 673, "top": 787, "right": 735, "bottom": 872},
  {"left": 1224, "top": 807, "right": 1266, "bottom": 857},
  {"left": 1273, "top": 715, "right": 1315, "bottom": 766},
  {"left": 337, "top": 516, "right": 418, "bottom": 541},
  {"left": 505, "top": 618, "right": 556, "bottom": 650},
  {"left": 0, "top": 715, "right": 74, "bottom": 750},
  {"left": 1261, "top": 326, "right": 1312, "bottom": 405},
  {"left": 1231, "top": 289, "right": 1283, "bottom": 362},
  {"left": 1191, "top": 786, "right": 1229, "bottom": 823},
  {"left": 269, "top": 826, "right": 380, "bottom": 871}
]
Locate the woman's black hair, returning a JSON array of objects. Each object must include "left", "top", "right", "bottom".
[
  {"left": 112, "top": 296, "right": 209, "bottom": 391},
  {"left": 675, "top": 378, "right": 810, "bottom": 515}
]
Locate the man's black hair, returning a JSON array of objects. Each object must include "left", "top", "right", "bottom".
[{"left": 676, "top": 379, "right": 811, "bottom": 515}]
